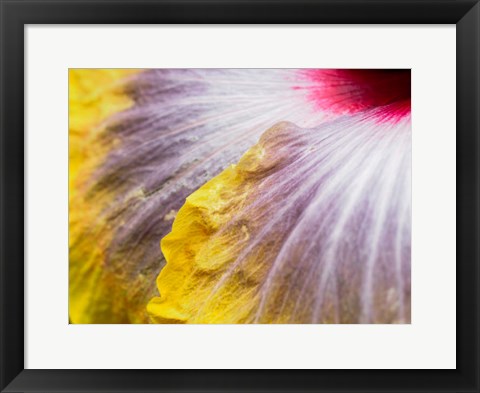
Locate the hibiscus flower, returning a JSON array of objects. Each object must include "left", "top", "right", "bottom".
[{"left": 69, "top": 68, "right": 411, "bottom": 324}]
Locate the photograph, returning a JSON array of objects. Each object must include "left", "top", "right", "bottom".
[{"left": 69, "top": 68, "right": 411, "bottom": 324}]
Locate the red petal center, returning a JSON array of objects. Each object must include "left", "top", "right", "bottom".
[{"left": 302, "top": 69, "right": 411, "bottom": 122}]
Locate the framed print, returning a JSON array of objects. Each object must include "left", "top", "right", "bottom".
[{"left": 1, "top": 0, "right": 479, "bottom": 392}]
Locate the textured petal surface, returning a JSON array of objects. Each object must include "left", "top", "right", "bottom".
[
  {"left": 148, "top": 111, "right": 411, "bottom": 324},
  {"left": 69, "top": 69, "right": 342, "bottom": 323}
]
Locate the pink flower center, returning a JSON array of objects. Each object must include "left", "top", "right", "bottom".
[{"left": 299, "top": 69, "right": 411, "bottom": 123}]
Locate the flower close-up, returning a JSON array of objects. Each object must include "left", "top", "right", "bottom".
[{"left": 69, "top": 68, "right": 411, "bottom": 324}]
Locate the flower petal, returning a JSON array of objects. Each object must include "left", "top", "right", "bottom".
[
  {"left": 148, "top": 111, "right": 411, "bottom": 324},
  {"left": 70, "top": 69, "right": 333, "bottom": 323},
  {"left": 69, "top": 69, "right": 141, "bottom": 323},
  {"left": 70, "top": 69, "right": 410, "bottom": 323}
]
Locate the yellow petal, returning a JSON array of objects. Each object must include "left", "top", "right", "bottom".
[
  {"left": 69, "top": 69, "right": 142, "bottom": 323},
  {"left": 147, "top": 123, "right": 298, "bottom": 324}
]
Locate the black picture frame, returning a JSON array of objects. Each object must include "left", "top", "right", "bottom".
[{"left": 1, "top": 1, "right": 479, "bottom": 392}]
